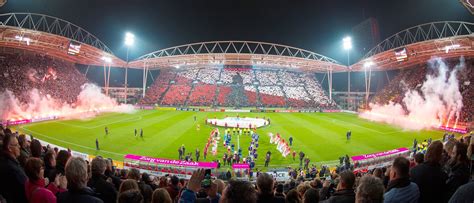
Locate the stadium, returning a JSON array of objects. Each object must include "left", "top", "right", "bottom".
[{"left": 0, "top": 1, "right": 473, "bottom": 203}]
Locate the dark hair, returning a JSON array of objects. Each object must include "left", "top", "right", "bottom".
[
  {"left": 373, "top": 168, "right": 383, "bottom": 180},
  {"left": 356, "top": 175, "right": 384, "bottom": 203},
  {"left": 391, "top": 157, "right": 410, "bottom": 178},
  {"left": 25, "top": 157, "right": 44, "bottom": 181},
  {"left": 414, "top": 153, "right": 424, "bottom": 164},
  {"left": 170, "top": 175, "right": 179, "bottom": 186},
  {"left": 18, "top": 134, "right": 26, "bottom": 147},
  {"left": 119, "top": 179, "right": 139, "bottom": 193},
  {"left": 276, "top": 183, "right": 284, "bottom": 193},
  {"left": 453, "top": 142, "right": 468, "bottom": 164},
  {"left": 2, "top": 133, "right": 15, "bottom": 151},
  {"left": 339, "top": 170, "right": 355, "bottom": 189},
  {"left": 285, "top": 189, "right": 300, "bottom": 203},
  {"left": 128, "top": 168, "right": 141, "bottom": 180},
  {"left": 30, "top": 139, "right": 42, "bottom": 158},
  {"left": 425, "top": 141, "right": 443, "bottom": 164},
  {"left": 118, "top": 189, "right": 144, "bottom": 203},
  {"left": 56, "top": 150, "right": 71, "bottom": 168},
  {"left": 141, "top": 173, "right": 152, "bottom": 184},
  {"left": 120, "top": 169, "right": 129, "bottom": 179},
  {"left": 44, "top": 149, "right": 56, "bottom": 168},
  {"left": 303, "top": 188, "right": 319, "bottom": 203},
  {"left": 222, "top": 180, "right": 257, "bottom": 203},
  {"left": 257, "top": 172, "right": 274, "bottom": 195}
]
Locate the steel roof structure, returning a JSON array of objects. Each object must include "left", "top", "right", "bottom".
[
  {"left": 351, "top": 21, "right": 474, "bottom": 71},
  {"left": 0, "top": 13, "right": 126, "bottom": 67},
  {"left": 128, "top": 41, "right": 348, "bottom": 72},
  {"left": 0, "top": 13, "right": 471, "bottom": 74}
]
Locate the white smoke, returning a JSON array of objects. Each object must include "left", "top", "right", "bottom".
[
  {"left": 0, "top": 83, "right": 135, "bottom": 121},
  {"left": 360, "top": 57, "right": 465, "bottom": 131}
]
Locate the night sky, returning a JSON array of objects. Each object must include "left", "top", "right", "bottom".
[
  {"left": 1, "top": 0, "right": 472, "bottom": 89},
  {"left": 1, "top": 0, "right": 472, "bottom": 62}
]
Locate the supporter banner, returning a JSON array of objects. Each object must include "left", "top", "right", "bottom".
[
  {"left": 204, "top": 108, "right": 220, "bottom": 112},
  {"left": 136, "top": 169, "right": 191, "bottom": 179},
  {"left": 438, "top": 126, "right": 468, "bottom": 134},
  {"left": 124, "top": 154, "right": 218, "bottom": 168},
  {"left": 322, "top": 109, "right": 341, "bottom": 113},
  {"left": 135, "top": 105, "right": 155, "bottom": 110},
  {"left": 157, "top": 107, "right": 176, "bottom": 111},
  {"left": 232, "top": 163, "right": 250, "bottom": 169},
  {"left": 1, "top": 119, "right": 32, "bottom": 126},
  {"left": 351, "top": 148, "right": 409, "bottom": 162},
  {"left": 224, "top": 109, "right": 251, "bottom": 113},
  {"left": 266, "top": 171, "right": 290, "bottom": 182},
  {"left": 341, "top": 110, "right": 357, "bottom": 114},
  {"left": 298, "top": 110, "right": 318, "bottom": 113},
  {"left": 275, "top": 110, "right": 299, "bottom": 113},
  {"left": 31, "top": 116, "right": 58, "bottom": 123}
]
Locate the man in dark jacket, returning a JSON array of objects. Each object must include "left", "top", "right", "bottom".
[
  {"left": 320, "top": 170, "right": 355, "bottom": 203},
  {"left": 445, "top": 142, "right": 470, "bottom": 200},
  {"left": 0, "top": 134, "right": 28, "bottom": 203},
  {"left": 104, "top": 158, "right": 121, "bottom": 190},
  {"left": 384, "top": 157, "right": 419, "bottom": 203},
  {"left": 165, "top": 175, "right": 180, "bottom": 201},
  {"left": 410, "top": 141, "right": 447, "bottom": 203},
  {"left": 58, "top": 157, "right": 103, "bottom": 203},
  {"left": 449, "top": 181, "right": 474, "bottom": 203},
  {"left": 256, "top": 173, "right": 285, "bottom": 203},
  {"left": 87, "top": 157, "right": 117, "bottom": 203}
]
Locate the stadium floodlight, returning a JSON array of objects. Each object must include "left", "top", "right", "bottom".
[
  {"left": 343, "top": 36, "right": 352, "bottom": 50},
  {"left": 101, "top": 56, "right": 112, "bottom": 63},
  {"left": 364, "top": 61, "right": 374, "bottom": 68},
  {"left": 444, "top": 44, "right": 460, "bottom": 53},
  {"left": 124, "top": 32, "right": 135, "bottom": 47}
]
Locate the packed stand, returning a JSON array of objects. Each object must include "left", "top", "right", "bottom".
[
  {"left": 140, "top": 66, "right": 336, "bottom": 109},
  {"left": 187, "top": 85, "right": 217, "bottom": 106},
  {"left": 0, "top": 52, "right": 88, "bottom": 105},
  {"left": 139, "top": 70, "right": 175, "bottom": 105}
]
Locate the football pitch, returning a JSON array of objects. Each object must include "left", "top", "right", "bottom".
[{"left": 19, "top": 110, "right": 443, "bottom": 168}]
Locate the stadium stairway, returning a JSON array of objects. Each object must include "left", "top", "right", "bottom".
[
  {"left": 183, "top": 84, "right": 196, "bottom": 106},
  {"left": 212, "top": 85, "right": 220, "bottom": 106}
]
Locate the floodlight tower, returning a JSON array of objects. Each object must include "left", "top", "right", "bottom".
[
  {"left": 124, "top": 32, "right": 135, "bottom": 104},
  {"left": 101, "top": 56, "right": 112, "bottom": 96},
  {"left": 343, "top": 36, "right": 352, "bottom": 110},
  {"left": 363, "top": 61, "right": 374, "bottom": 108}
]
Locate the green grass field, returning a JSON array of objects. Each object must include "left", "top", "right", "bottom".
[{"left": 19, "top": 110, "right": 443, "bottom": 168}]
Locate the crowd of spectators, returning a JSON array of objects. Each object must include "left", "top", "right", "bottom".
[
  {"left": 188, "top": 85, "right": 217, "bottom": 106},
  {"left": 371, "top": 59, "right": 473, "bottom": 123},
  {"left": 161, "top": 85, "right": 191, "bottom": 106},
  {"left": 0, "top": 52, "right": 88, "bottom": 105},
  {"left": 1, "top": 125, "right": 473, "bottom": 203},
  {"left": 139, "top": 71, "right": 176, "bottom": 105},
  {"left": 220, "top": 70, "right": 253, "bottom": 85},
  {"left": 140, "top": 66, "right": 337, "bottom": 108}
]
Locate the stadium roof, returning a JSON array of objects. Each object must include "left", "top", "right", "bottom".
[
  {"left": 128, "top": 41, "right": 348, "bottom": 73},
  {"left": 350, "top": 21, "right": 474, "bottom": 71},
  {"left": 0, "top": 13, "right": 472, "bottom": 73},
  {"left": 0, "top": 13, "right": 127, "bottom": 67}
]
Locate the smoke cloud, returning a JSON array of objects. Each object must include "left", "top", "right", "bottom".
[
  {"left": 0, "top": 83, "right": 135, "bottom": 121},
  {"left": 360, "top": 57, "right": 465, "bottom": 131}
]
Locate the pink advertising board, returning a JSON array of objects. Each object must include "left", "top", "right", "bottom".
[
  {"left": 351, "top": 148, "right": 409, "bottom": 162},
  {"left": 124, "top": 154, "right": 217, "bottom": 168},
  {"left": 232, "top": 163, "right": 250, "bottom": 169}
]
